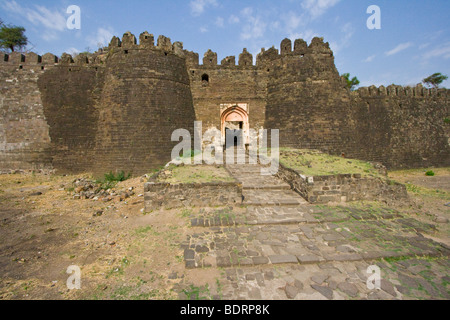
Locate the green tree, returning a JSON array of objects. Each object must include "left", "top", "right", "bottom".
[
  {"left": 342, "top": 73, "right": 360, "bottom": 91},
  {"left": 0, "top": 24, "right": 28, "bottom": 52},
  {"left": 423, "top": 73, "right": 448, "bottom": 89}
]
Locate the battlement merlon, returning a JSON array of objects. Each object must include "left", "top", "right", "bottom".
[
  {"left": 354, "top": 84, "right": 449, "bottom": 98},
  {"left": 0, "top": 34, "right": 334, "bottom": 68},
  {"left": 1, "top": 51, "right": 59, "bottom": 65}
]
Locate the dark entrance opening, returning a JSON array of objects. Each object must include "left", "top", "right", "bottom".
[{"left": 225, "top": 122, "right": 243, "bottom": 149}]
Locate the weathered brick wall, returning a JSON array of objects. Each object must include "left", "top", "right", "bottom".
[
  {"left": 276, "top": 163, "right": 407, "bottom": 204},
  {"left": 3, "top": 33, "right": 197, "bottom": 176},
  {"left": 38, "top": 64, "right": 101, "bottom": 173},
  {"left": 144, "top": 181, "right": 243, "bottom": 211},
  {"left": 89, "top": 34, "right": 196, "bottom": 176},
  {"left": 264, "top": 37, "right": 450, "bottom": 169},
  {"left": 349, "top": 86, "right": 450, "bottom": 168},
  {"left": 0, "top": 55, "right": 52, "bottom": 171},
  {"left": 187, "top": 48, "right": 267, "bottom": 132},
  {"left": 265, "top": 38, "right": 355, "bottom": 154}
]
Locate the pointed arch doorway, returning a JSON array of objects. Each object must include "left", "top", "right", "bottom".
[{"left": 220, "top": 104, "right": 249, "bottom": 149}]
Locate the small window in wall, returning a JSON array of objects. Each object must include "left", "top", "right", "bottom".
[
  {"left": 201, "top": 74, "right": 209, "bottom": 83},
  {"left": 124, "top": 50, "right": 129, "bottom": 54}
]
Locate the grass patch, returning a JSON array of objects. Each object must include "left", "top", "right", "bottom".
[
  {"left": 181, "top": 284, "right": 211, "bottom": 300},
  {"left": 179, "top": 208, "right": 194, "bottom": 218},
  {"left": 405, "top": 183, "right": 449, "bottom": 199},
  {"left": 276, "top": 148, "right": 382, "bottom": 177},
  {"left": 389, "top": 167, "right": 450, "bottom": 177},
  {"left": 134, "top": 226, "right": 161, "bottom": 237},
  {"left": 157, "top": 165, "right": 235, "bottom": 184},
  {"left": 106, "top": 257, "right": 130, "bottom": 279}
]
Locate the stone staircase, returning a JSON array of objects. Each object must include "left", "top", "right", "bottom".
[{"left": 226, "top": 163, "right": 308, "bottom": 206}]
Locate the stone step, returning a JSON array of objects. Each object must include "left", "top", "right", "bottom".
[
  {"left": 243, "top": 190, "right": 308, "bottom": 206},
  {"left": 242, "top": 184, "right": 291, "bottom": 190}
]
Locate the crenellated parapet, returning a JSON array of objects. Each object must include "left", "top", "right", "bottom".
[
  {"left": 280, "top": 38, "right": 292, "bottom": 56},
  {"left": 121, "top": 31, "right": 137, "bottom": 48},
  {"left": 308, "top": 37, "right": 333, "bottom": 55},
  {"left": 139, "top": 31, "right": 154, "bottom": 48},
  {"left": 188, "top": 36, "right": 334, "bottom": 70},
  {"left": 256, "top": 47, "right": 279, "bottom": 67},
  {"left": 355, "top": 84, "right": 449, "bottom": 98},
  {"left": 42, "top": 53, "right": 58, "bottom": 64},
  {"left": 203, "top": 49, "right": 217, "bottom": 66},
  {"left": 1, "top": 51, "right": 59, "bottom": 70},
  {"left": 238, "top": 48, "right": 253, "bottom": 67},
  {"left": 157, "top": 35, "right": 173, "bottom": 53},
  {"left": 221, "top": 56, "right": 236, "bottom": 67},
  {"left": 0, "top": 33, "right": 336, "bottom": 73},
  {"left": 294, "top": 39, "right": 308, "bottom": 55},
  {"left": 184, "top": 50, "right": 199, "bottom": 66},
  {"left": 106, "top": 31, "right": 186, "bottom": 60}
]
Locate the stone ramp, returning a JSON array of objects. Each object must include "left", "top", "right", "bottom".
[
  {"left": 226, "top": 164, "right": 291, "bottom": 190},
  {"left": 226, "top": 163, "right": 307, "bottom": 205}
]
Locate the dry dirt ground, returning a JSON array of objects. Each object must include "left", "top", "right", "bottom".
[{"left": 0, "top": 168, "right": 448, "bottom": 300}]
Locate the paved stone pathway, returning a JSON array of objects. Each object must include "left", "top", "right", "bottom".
[{"left": 176, "top": 163, "right": 450, "bottom": 300}]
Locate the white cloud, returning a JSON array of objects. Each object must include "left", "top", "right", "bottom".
[
  {"left": 229, "top": 14, "right": 240, "bottom": 24},
  {"left": 364, "top": 55, "right": 376, "bottom": 63},
  {"left": 189, "top": 0, "right": 218, "bottom": 16},
  {"left": 66, "top": 47, "right": 80, "bottom": 56},
  {"left": 385, "top": 42, "right": 413, "bottom": 56},
  {"left": 292, "top": 29, "right": 317, "bottom": 43},
  {"left": 286, "top": 11, "right": 303, "bottom": 31},
  {"left": 240, "top": 8, "right": 267, "bottom": 41},
  {"left": 241, "top": 7, "right": 253, "bottom": 16},
  {"left": 215, "top": 17, "right": 224, "bottom": 28},
  {"left": 87, "top": 27, "right": 114, "bottom": 49},
  {"left": 423, "top": 43, "right": 450, "bottom": 60},
  {"left": 330, "top": 22, "right": 354, "bottom": 54},
  {"left": 1, "top": 0, "right": 67, "bottom": 41},
  {"left": 199, "top": 26, "right": 208, "bottom": 33},
  {"left": 301, "top": 0, "right": 341, "bottom": 19}
]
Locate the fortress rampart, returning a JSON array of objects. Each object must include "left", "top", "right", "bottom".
[{"left": 0, "top": 31, "right": 449, "bottom": 174}]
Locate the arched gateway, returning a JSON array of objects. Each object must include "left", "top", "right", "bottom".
[{"left": 220, "top": 104, "right": 250, "bottom": 148}]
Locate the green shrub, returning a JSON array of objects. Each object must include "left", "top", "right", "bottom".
[
  {"left": 98, "top": 171, "right": 131, "bottom": 190},
  {"left": 104, "top": 171, "right": 131, "bottom": 183},
  {"left": 425, "top": 170, "right": 435, "bottom": 176},
  {"left": 444, "top": 118, "right": 450, "bottom": 124}
]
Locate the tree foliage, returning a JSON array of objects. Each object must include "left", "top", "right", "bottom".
[
  {"left": 342, "top": 73, "right": 360, "bottom": 91},
  {"left": 422, "top": 73, "right": 448, "bottom": 89},
  {"left": 0, "top": 23, "right": 28, "bottom": 52}
]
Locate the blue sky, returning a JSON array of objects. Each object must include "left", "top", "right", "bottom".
[{"left": 1, "top": 0, "right": 449, "bottom": 88}]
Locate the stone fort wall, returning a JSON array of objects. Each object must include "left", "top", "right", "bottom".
[{"left": 0, "top": 31, "right": 449, "bottom": 175}]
